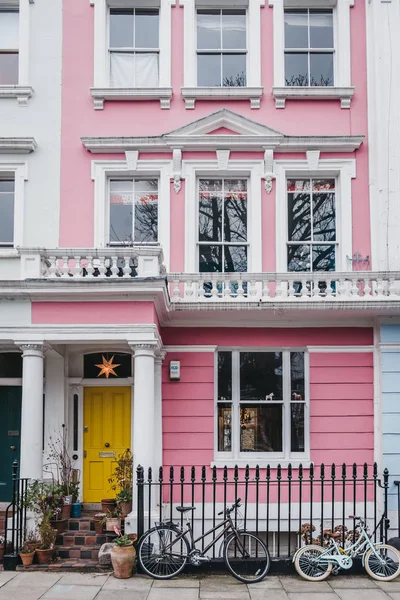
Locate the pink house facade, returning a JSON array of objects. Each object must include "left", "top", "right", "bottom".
[{"left": 1, "top": 0, "right": 398, "bottom": 538}]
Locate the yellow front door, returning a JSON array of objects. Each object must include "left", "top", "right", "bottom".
[{"left": 83, "top": 387, "right": 131, "bottom": 503}]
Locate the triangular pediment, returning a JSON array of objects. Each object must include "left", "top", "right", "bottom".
[{"left": 164, "top": 109, "right": 284, "bottom": 139}]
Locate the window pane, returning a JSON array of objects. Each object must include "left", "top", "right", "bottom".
[
  {"left": 198, "top": 53, "right": 221, "bottom": 86},
  {"left": 199, "top": 245, "right": 222, "bottom": 272},
  {"left": 284, "top": 10, "right": 308, "bottom": 49},
  {"left": 135, "top": 10, "right": 159, "bottom": 48},
  {"left": 288, "top": 187, "right": 311, "bottom": 242},
  {"left": 288, "top": 245, "right": 310, "bottom": 272},
  {"left": 222, "top": 53, "right": 246, "bottom": 87},
  {"left": 0, "top": 11, "right": 19, "bottom": 49},
  {"left": 291, "top": 352, "right": 305, "bottom": 401},
  {"left": 110, "top": 53, "right": 135, "bottom": 87},
  {"left": 218, "top": 403, "right": 232, "bottom": 452},
  {"left": 222, "top": 10, "right": 246, "bottom": 50},
  {"left": 224, "top": 246, "right": 247, "bottom": 273},
  {"left": 224, "top": 194, "right": 247, "bottom": 242},
  {"left": 0, "top": 352, "right": 22, "bottom": 378},
  {"left": 135, "top": 52, "right": 158, "bottom": 87},
  {"left": 134, "top": 203, "right": 157, "bottom": 242},
  {"left": 310, "top": 53, "right": 333, "bottom": 86},
  {"left": 109, "top": 181, "right": 133, "bottom": 244},
  {"left": 199, "top": 182, "right": 222, "bottom": 242},
  {"left": 310, "top": 10, "right": 333, "bottom": 49},
  {"left": 312, "top": 245, "right": 335, "bottom": 271},
  {"left": 0, "top": 180, "right": 14, "bottom": 245},
  {"left": 110, "top": 10, "right": 134, "bottom": 48},
  {"left": 313, "top": 192, "right": 336, "bottom": 242},
  {"left": 240, "top": 404, "right": 283, "bottom": 453},
  {"left": 0, "top": 53, "right": 18, "bottom": 85},
  {"left": 218, "top": 352, "right": 232, "bottom": 400},
  {"left": 285, "top": 53, "right": 308, "bottom": 87},
  {"left": 240, "top": 352, "right": 283, "bottom": 401},
  {"left": 291, "top": 404, "right": 305, "bottom": 452},
  {"left": 197, "top": 11, "right": 220, "bottom": 50}
]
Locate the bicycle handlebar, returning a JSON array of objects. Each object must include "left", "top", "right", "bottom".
[{"left": 218, "top": 498, "right": 242, "bottom": 516}]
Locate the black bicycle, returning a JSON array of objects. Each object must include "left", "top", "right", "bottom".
[{"left": 137, "top": 498, "right": 270, "bottom": 583}]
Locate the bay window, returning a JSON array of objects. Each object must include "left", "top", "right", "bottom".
[
  {"left": 216, "top": 350, "right": 307, "bottom": 461},
  {"left": 108, "top": 178, "right": 158, "bottom": 245},
  {"left": 198, "top": 178, "right": 248, "bottom": 273},
  {"left": 109, "top": 8, "right": 159, "bottom": 88}
]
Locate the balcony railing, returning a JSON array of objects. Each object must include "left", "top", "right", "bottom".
[{"left": 167, "top": 272, "right": 400, "bottom": 302}]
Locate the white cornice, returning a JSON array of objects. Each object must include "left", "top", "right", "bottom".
[
  {"left": 90, "top": 87, "right": 173, "bottom": 110},
  {"left": 0, "top": 86, "right": 33, "bottom": 106},
  {"left": 0, "top": 138, "right": 36, "bottom": 154},
  {"left": 272, "top": 86, "right": 355, "bottom": 109}
]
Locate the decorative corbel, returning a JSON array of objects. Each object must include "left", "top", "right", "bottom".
[
  {"left": 216, "top": 149, "right": 230, "bottom": 170},
  {"left": 125, "top": 151, "right": 138, "bottom": 171},
  {"left": 306, "top": 150, "right": 320, "bottom": 171},
  {"left": 263, "top": 149, "right": 275, "bottom": 194},
  {"left": 172, "top": 148, "right": 182, "bottom": 194}
]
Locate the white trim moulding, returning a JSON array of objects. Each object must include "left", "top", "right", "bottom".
[
  {"left": 0, "top": 86, "right": 33, "bottom": 107},
  {"left": 90, "top": 87, "right": 174, "bottom": 110},
  {"left": 272, "top": 86, "right": 355, "bottom": 109},
  {"left": 0, "top": 137, "right": 37, "bottom": 154}
]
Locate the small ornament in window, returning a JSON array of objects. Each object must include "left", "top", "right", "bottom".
[{"left": 95, "top": 355, "right": 121, "bottom": 379}]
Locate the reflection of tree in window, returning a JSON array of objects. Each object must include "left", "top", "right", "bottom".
[{"left": 109, "top": 179, "right": 158, "bottom": 245}]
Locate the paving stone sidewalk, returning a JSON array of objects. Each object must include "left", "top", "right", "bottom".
[{"left": 0, "top": 571, "right": 399, "bottom": 600}]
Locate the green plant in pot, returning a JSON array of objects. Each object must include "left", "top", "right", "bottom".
[
  {"left": 47, "top": 426, "right": 80, "bottom": 518},
  {"left": 111, "top": 527, "right": 136, "bottom": 579},
  {"left": 102, "top": 507, "right": 122, "bottom": 532},
  {"left": 36, "top": 514, "right": 56, "bottom": 564},
  {"left": 19, "top": 539, "right": 37, "bottom": 567},
  {"left": 108, "top": 449, "right": 133, "bottom": 516}
]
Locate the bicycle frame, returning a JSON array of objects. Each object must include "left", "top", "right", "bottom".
[{"left": 156, "top": 511, "right": 240, "bottom": 558}]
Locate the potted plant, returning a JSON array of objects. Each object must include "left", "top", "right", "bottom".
[
  {"left": 19, "top": 540, "right": 36, "bottom": 567},
  {"left": 104, "top": 507, "right": 122, "bottom": 532},
  {"left": 47, "top": 426, "right": 80, "bottom": 518},
  {"left": 24, "top": 529, "right": 40, "bottom": 553},
  {"left": 108, "top": 449, "right": 133, "bottom": 517},
  {"left": 101, "top": 498, "right": 116, "bottom": 513},
  {"left": 110, "top": 527, "right": 136, "bottom": 579},
  {"left": 116, "top": 488, "right": 132, "bottom": 516},
  {"left": 94, "top": 513, "right": 106, "bottom": 535},
  {"left": 36, "top": 514, "right": 56, "bottom": 564},
  {"left": 0, "top": 535, "right": 6, "bottom": 561},
  {"left": 50, "top": 504, "right": 68, "bottom": 534}
]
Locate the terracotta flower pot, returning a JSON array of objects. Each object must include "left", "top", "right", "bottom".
[
  {"left": 94, "top": 520, "right": 104, "bottom": 534},
  {"left": 119, "top": 501, "right": 132, "bottom": 516},
  {"left": 111, "top": 543, "right": 135, "bottom": 579},
  {"left": 106, "top": 517, "right": 121, "bottom": 531},
  {"left": 20, "top": 552, "right": 35, "bottom": 566},
  {"left": 101, "top": 498, "right": 116, "bottom": 513},
  {"left": 36, "top": 548, "right": 53, "bottom": 565},
  {"left": 61, "top": 504, "right": 71, "bottom": 520},
  {"left": 50, "top": 519, "right": 68, "bottom": 534}
]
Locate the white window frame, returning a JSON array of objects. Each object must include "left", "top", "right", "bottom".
[
  {"left": 90, "top": 0, "right": 174, "bottom": 109},
  {"left": 0, "top": 0, "right": 33, "bottom": 106},
  {"left": 275, "top": 158, "right": 355, "bottom": 273},
  {"left": 213, "top": 348, "right": 310, "bottom": 467},
  {"left": 197, "top": 177, "right": 249, "bottom": 275},
  {"left": 0, "top": 161, "right": 28, "bottom": 255},
  {"left": 183, "top": 159, "right": 263, "bottom": 273},
  {"left": 107, "top": 176, "right": 160, "bottom": 246},
  {"left": 268, "top": 0, "right": 355, "bottom": 108},
  {"left": 91, "top": 158, "right": 171, "bottom": 269},
  {"left": 180, "top": 0, "right": 264, "bottom": 109}
]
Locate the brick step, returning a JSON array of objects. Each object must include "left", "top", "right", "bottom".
[
  {"left": 57, "top": 545, "right": 100, "bottom": 560},
  {"left": 55, "top": 532, "right": 107, "bottom": 546},
  {"left": 17, "top": 559, "right": 112, "bottom": 573}
]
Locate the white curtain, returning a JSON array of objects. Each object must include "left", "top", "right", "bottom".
[{"left": 110, "top": 52, "right": 158, "bottom": 87}]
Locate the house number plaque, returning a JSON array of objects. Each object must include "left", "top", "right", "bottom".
[
  {"left": 8, "top": 431, "right": 19, "bottom": 436},
  {"left": 99, "top": 451, "right": 115, "bottom": 458}
]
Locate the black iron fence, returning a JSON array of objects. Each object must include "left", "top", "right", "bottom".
[
  {"left": 136, "top": 463, "right": 390, "bottom": 559},
  {"left": 3, "top": 461, "right": 29, "bottom": 569}
]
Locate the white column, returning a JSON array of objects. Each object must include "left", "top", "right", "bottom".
[
  {"left": 18, "top": 343, "right": 45, "bottom": 479},
  {"left": 154, "top": 352, "right": 166, "bottom": 473},
  {"left": 131, "top": 344, "right": 156, "bottom": 474}
]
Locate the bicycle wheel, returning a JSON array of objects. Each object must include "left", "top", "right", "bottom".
[
  {"left": 223, "top": 531, "right": 270, "bottom": 583},
  {"left": 294, "top": 545, "right": 333, "bottom": 581},
  {"left": 364, "top": 543, "right": 400, "bottom": 581},
  {"left": 137, "top": 525, "right": 190, "bottom": 579}
]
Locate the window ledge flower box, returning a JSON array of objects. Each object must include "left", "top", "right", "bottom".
[
  {"left": 272, "top": 86, "right": 355, "bottom": 109},
  {"left": 90, "top": 87, "right": 173, "bottom": 110},
  {"left": 181, "top": 86, "right": 264, "bottom": 110}
]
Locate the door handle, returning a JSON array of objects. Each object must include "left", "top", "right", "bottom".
[
  {"left": 83, "top": 450, "right": 87, "bottom": 458},
  {"left": 104, "top": 442, "right": 110, "bottom": 448},
  {"left": 10, "top": 446, "right": 16, "bottom": 451}
]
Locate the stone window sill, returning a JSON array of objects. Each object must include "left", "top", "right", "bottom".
[
  {"left": 211, "top": 458, "right": 311, "bottom": 469},
  {"left": 181, "top": 86, "right": 264, "bottom": 109},
  {"left": 0, "top": 86, "right": 33, "bottom": 107},
  {"left": 0, "top": 248, "right": 18, "bottom": 258},
  {"left": 272, "top": 86, "right": 355, "bottom": 109},
  {"left": 90, "top": 87, "right": 173, "bottom": 110}
]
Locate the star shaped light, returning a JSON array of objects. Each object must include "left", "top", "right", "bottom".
[{"left": 95, "top": 355, "right": 121, "bottom": 378}]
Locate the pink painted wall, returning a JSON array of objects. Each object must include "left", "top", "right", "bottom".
[
  {"left": 60, "top": 1, "right": 370, "bottom": 268},
  {"left": 31, "top": 301, "right": 158, "bottom": 325}
]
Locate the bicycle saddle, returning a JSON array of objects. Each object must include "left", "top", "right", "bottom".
[{"left": 176, "top": 506, "right": 196, "bottom": 513}]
